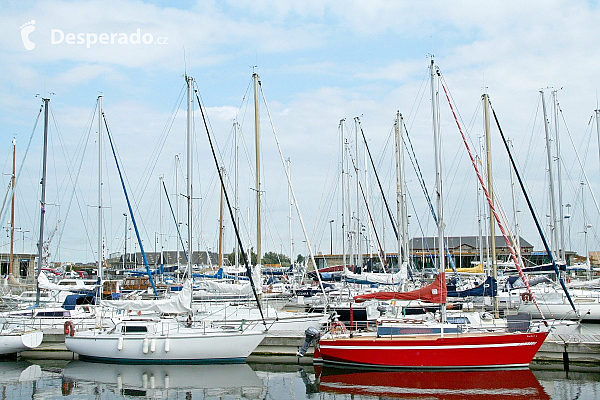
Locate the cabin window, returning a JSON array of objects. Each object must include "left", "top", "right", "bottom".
[
  {"left": 36, "top": 311, "right": 68, "bottom": 317},
  {"left": 122, "top": 326, "right": 147, "bottom": 333}
]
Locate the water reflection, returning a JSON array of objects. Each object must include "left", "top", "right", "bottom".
[
  {"left": 315, "top": 366, "right": 551, "bottom": 399},
  {"left": 0, "top": 361, "right": 41, "bottom": 383},
  {"left": 61, "top": 360, "right": 264, "bottom": 398},
  {"left": 3, "top": 359, "right": 599, "bottom": 399}
]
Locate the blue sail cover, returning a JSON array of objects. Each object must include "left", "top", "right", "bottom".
[{"left": 447, "top": 276, "right": 497, "bottom": 297}]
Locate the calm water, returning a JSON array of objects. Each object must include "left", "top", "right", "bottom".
[{"left": 1, "top": 359, "right": 599, "bottom": 400}]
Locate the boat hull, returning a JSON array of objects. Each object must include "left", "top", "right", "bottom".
[
  {"left": 0, "top": 329, "right": 43, "bottom": 355},
  {"left": 316, "top": 331, "right": 548, "bottom": 369},
  {"left": 519, "top": 302, "right": 600, "bottom": 323},
  {"left": 65, "top": 329, "right": 265, "bottom": 364}
]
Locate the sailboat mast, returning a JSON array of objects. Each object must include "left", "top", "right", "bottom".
[
  {"left": 253, "top": 72, "right": 261, "bottom": 266},
  {"left": 483, "top": 93, "right": 498, "bottom": 317},
  {"left": 340, "top": 119, "right": 346, "bottom": 269},
  {"left": 596, "top": 109, "right": 600, "bottom": 176},
  {"left": 175, "top": 155, "right": 180, "bottom": 271},
  {"left": 541, "top": 90, "right": 559, "bottom": 261},
  {"left": 186, "top": 76, "right": 194, "bottom": 276},
  {"left": 287, "top": 158, "right": 294, "bottom": 266},
  {"left": 36, "top": 98, "right": 49, "bottom": 305},
  {"left": 582, "top": 181, "right": 590, "bottom": 280},
  {"left": 123, "top": 213, "right": 127, "bottom": 269},
  {"left": 218, "top": 167, "right": 224, "bottom": 269},
  {"left": 553, "top": 90, "right": 565, "bottom": 262},
  {"left": 476, "top": 151, "right": 485, "bottom": 270},
  {"left": 235, "top": 122, "right": 240, "bottom": 268},
  {"left": 430, "top": 60, "right": 446, "bottom": 323},
  {"left": 98, "top": 95, "right": 103, "bottom": 280},
  {"left": 395, "top": 112, "right": 409, "bottom": 281},
  {"left": 9, "top": 139, "right": 15, "bottom": 277},
  {"left": 364, "top": 129, "right": 372, "bottom": 263},
  {"left": 354, "top": 117, "right": 361, "bottom": 271},
  {"left": 159, "top": 175, "right": 164, "bottom": 266},
  {"left": 354, "top": 117, "right": 363, "bottom": 269}
]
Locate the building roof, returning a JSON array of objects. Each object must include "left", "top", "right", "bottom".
[{"left": 409, "top": 236, "right": 533, "bottom": 252}]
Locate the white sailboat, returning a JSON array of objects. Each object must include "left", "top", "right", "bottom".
[
  {"left": 65, "top": 315, "right": 265, "bottom": 363},
  {"left": 65, "top": 280, "right": 265, "bottom": 362},
  {"left": 65, "top": 77, "right": 267, "bottom": 363}
]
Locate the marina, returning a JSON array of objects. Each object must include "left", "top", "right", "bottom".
[{"left": 3, "top": 1, "right": 600, "bottom": 399}]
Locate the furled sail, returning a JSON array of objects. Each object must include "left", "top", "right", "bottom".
[
  {"left": 353, "top": 273, "right": 447, "bottom": 303},
  {"left": 101, "top": 279, "right": 192, "bottom": 314},
  {"left": 343, "top": 265, "right": 406, "bottom": 285}
]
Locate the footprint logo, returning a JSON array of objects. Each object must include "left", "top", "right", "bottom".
[{"left": 20, "top": 20, "right": 35, "bottom": 50}]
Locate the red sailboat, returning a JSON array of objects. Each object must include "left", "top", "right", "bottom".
[
  {"left": 313, "top": 60, "right": 549, "bottom": 370},
  {"left": 314, "top": 273, "right": 548, "bottom": 369}
]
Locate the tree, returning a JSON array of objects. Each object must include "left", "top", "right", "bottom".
[
  {"left": 296, "top": 254, "right": 306, "bottom": 264},
  {"left": 225, "top": 248, "right": 257, "bottom": 266},
  {"left": 262, "top": 251, "right": 291, "bottom": 268}
]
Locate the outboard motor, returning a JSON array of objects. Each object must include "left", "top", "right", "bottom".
[{"left": 297, "top": 326, "right": 320, "bottom": 357}]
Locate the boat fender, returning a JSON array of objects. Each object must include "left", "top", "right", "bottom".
[
  {"left": 164, "top": 375, "right": 170, "bottom": 389},
  {"left": 142, "top": 338, "right": 149, "bottom": 354},
  {"left": 64, "top": 321, "right": 75, "bottom": 336},
  {"left": 521, "top": 292, "right": 533, "bottom": 302},
  {"left": 117, "top": 337, "right": 124, "bottom": 351},
  {"left": 164, "top": 338, "right": 170, "bottom": 352},
  {"left": 150, "top": 338, "right": 156, "bottom": 352}
]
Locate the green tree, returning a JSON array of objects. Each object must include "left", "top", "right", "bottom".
[
  {"left": 262, "top": 251, "right": 291, "bottom": 268},
  {"left": 226, "top": 248, "right": 257, "bottom": 266},
  {"left": 296, "top": 254, "right": 306, "bottom": 264}
]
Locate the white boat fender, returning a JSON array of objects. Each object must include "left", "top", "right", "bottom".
[
  {"left": 142, "top": 338, "right": 149, "bottom": 354},
  {"left": 150, "top": 375, "right": 156, "bottom": 389},
  {"left": 150, "top": 338, "right": 156, "bottom": 352},
  {"left": 142, "top": 372, "right": 148, "bottom": 389},
  {"left": 164, "top": 375, "right": 170, "bottom": 389},
  {"left": 117, "top": 337, "right": 123, "bottom": 351},
  {"left": 117, "top": 375, "right": 122, "bottom": 391},
  {"left": 164, "top": 337, "right": 170, "bottom": 352}
]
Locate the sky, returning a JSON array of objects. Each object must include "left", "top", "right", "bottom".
[{"left": 1, "top": 0, "right": 600, "bottom": 265}]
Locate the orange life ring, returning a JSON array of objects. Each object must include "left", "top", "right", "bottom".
[
  {"left": 64, "top": 320, "right": 75, "bottom": 336},
  {"left": 521, "top": 292, "right": 533, "bottom": 302},
  {"left": 566, "top": 276, "right": 571, "bottom": 283}
]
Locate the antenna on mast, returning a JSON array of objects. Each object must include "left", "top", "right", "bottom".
[{"left": 183, "top": 47, "right": 188, "bottom": 77}]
